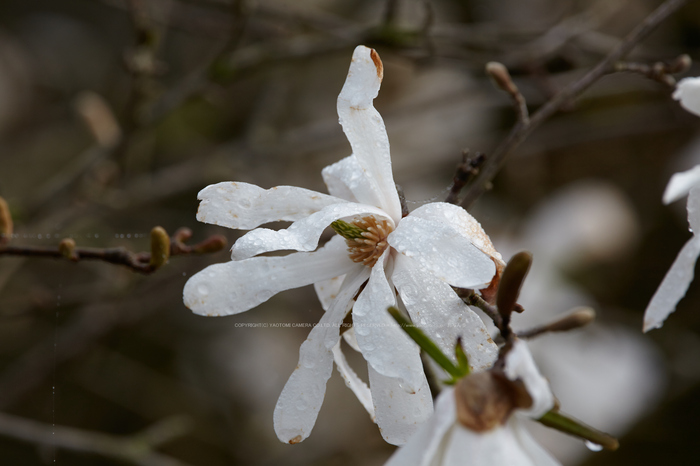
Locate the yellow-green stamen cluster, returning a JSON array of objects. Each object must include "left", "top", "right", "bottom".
[{"left": 332, "top": 217, "right": 392, "bottom": 268}]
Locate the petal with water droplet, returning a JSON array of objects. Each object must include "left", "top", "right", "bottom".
[
  {"left": 232, "top": 202, "right": 391, "bottom": 260},
  {"left": 197, "top": 182, "right": 344, "bottom": 230},
  {"left": 184, "top": 236, "right": 355, "bottom": 316},
  {"left": 274, "top": 267, "right": 370, "bottom": 444}
]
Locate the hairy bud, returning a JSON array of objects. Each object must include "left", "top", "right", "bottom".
[
  {"left": 59, "top": 238, "right": 78, "bottom": 261},
  {"left": 149, "top": 226, "right": 170, "bottom": 269},
  {"left": 0, "top": 197, "right": 11, "bottom": 245},
  {"left": 454, "top": 371, "right": 532, "bottom": 432}
]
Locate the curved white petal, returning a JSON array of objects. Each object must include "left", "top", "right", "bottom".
[
  {"left": 368, "top": 364, "right": 433, "bottom": 446},
  {"left": 314, "top": 274, "right": 346, "bottom": 311},
  {"left": 504, "top": 340, "right": 554, "bottom": 418},
  {"left": 342, "top": 327, "right": 362, "bottom": 352},
  {"left": 643, "top": 235, "right": 700, "bottom": 332},
  {"left": 322, "top": 154, "right": 375, "bottom": 205},
  {"left": 332, "top": 342, "right": 375, "bottom": 420},
  {"left": 663, "top": 165, "right": 700, "bottom": 204},
  {"left": 673, "top": 77, "right": 700, "bottom": 117},
  {"left": 184, "top": 237, "right": 356, "bottom": 316},
  {"left": 196, "top": 182, "right": 345, "bottom": 230},
  {"left": 274, "top": 266, "right": 369, "bottom": 444},
  {"left": 442, "top": 423, "right": 548, "bottom": 466},
  {"left": 231, "top": 202, "right": 390, "bottom": 260},
  {"left": 509, "top": 417, "right": 562, "bottom": 466},
  {"left": 388, "top": 216, "right": 496, "bottom": 289},
  {"left": 337, "top": 46, "right": 401, "bottom": 222},
  {"left": 407, "top": 202, "right": 503, "bottom": 264},
  {"left": 353, "top": 252, "right": 424, "bottom": 391},
  {"left": 392, "top": 254, "right": 498, "bottom": 372},
  {"left": 384, "top": 387, "right": 456, "bottom": 466},
  {"left": 645, "top": 186, "right": 700, "bottom": 332}
]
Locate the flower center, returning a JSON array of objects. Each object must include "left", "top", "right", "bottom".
[{"left": 331, "top": 216, "right": 393, "bottom": 267}]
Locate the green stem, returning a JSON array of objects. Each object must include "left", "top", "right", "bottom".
[
  {"left": 538, "top": 410, "right": 619, "bottom": 451},
  {"left": 388, "top": 307, "right": 462, "bottom": 379}
]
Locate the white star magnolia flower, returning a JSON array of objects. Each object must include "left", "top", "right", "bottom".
[
  {"left": 644, "top": 77, "right": 700, "bottom": 332},
  {"left": 385, "top": 340, "right": 561, "bottom": 466},
  {"left": 183, "top": 45, "right": 502, "bottom": 445}
]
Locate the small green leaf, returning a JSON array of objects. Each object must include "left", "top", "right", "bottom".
[{"left": 538, "top": 410, "right": 619, "bottom": 451}]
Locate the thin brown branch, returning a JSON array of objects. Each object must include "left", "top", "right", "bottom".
[
  {"left": 0, "top": 227, "right": 226, "bottom": 274},
  {"left": 459, "top": 0, "right": 689, "bottom": 209},
  {"left": 445, "top": 150, "right": 485, "bottom": 205},
  {"left": 614, "top": 53, "right": 691, "bottom": 87},
  {"left": 0, "top": 411, "right": 193, "bottom": 466}
]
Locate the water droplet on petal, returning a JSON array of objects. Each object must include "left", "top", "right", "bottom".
[
  {"left": 197, "top": 285, "right": 209, "bottom": 296},
  {"left": 239, "top": 199, "right": 252, "bottom": 208},
  {"left": 585, "top": 441, "right": 603, "bottom": 452}
]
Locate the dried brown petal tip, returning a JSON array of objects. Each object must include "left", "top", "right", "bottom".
[
  {"left": 149, "top": 226, "right": 170, "bottom": 269},
  {"left": 0, "top": 198, "right": 11, "bottom": 245},
  {"left": 486, "top": 62, "right": 518, "bottom": 96},
  {"left": 454, "top": 372, "right": 531, "bottom": 432},
  {"left": 59, "top": 238, "right": 78, "bottom": 261},
  {"left": 496, "top": 251, "right": 533, "bottom": 317}
]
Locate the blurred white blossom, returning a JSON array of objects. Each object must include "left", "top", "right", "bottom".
[
  {"left": 183, "top": 46, "right": 503, "bottom": 445},
  {"left": 644, "top": 78, "right": 700, "bottom": 331},
  {"left": 384, "top": 340, "right": 560, "bottom": 466}
]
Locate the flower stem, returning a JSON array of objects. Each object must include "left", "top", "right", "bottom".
[
  {"left": 387, "top": 307, "right": 463, "bottom": 380},
  {"left": 538, "top": 410, "right": 619, "bottom": 451}
]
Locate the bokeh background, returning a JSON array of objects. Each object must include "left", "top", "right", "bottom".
[{"left": 0, "top": 0, "right": 699, "bottom": 464}]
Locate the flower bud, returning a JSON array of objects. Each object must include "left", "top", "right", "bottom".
[
  {"left": 149, "top": 226, "right": 170, "bottom": 269},
  {"left": 454, "top": 371, "right": 532, "bottom": 432},
  {"left": 486, "top": 62, "right": 519, "bottom": 96},
  {"left": 59, "top": 238, "right": 78, "bottom": 261},
  {"left": 0, "top": 197, "right": 12, "bottom": 245},
  {"left": 496, "top": 251, "right": 532, "bottom": 317}
]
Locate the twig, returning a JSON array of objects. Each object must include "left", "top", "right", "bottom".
[
  {"left": 0, "top": 412, "right": 193, "bottom": 466},
  {"left": 614, "top": 53, "right": 691, "bottom": 87},
  {"left": 459, "top": 0, "right": 689, "bottom": 209},
  {"left": 444, "top": 150, "right": 485, "bottom": 205},
  {"left": 456, "top": 288, "right": 502, "bottom": 329},
  {"left": 0, "top": 227, "right": 226, "bottom": 274}
]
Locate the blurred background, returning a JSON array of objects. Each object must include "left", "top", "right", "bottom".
[{"left": 0, "top": 0, "right": 699, "bottom": 464}]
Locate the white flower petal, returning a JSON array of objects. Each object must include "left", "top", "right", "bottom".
[
  {"left": 342, "top": 327, "right": 362, "bottom": 352},
  {"left": 337, "top": 46, "right": 401, "bottom": 222},
  {"left": 368, "top": 364, "right": 433, "bottom": 446},
  {"left": 408, "top": 202, "right": 504, "bottom": 264},
  {"left": 674, "top": 77, "right": 700, "bottom": 117},
  {"left": 314, "top": 274, "right": 346, "bottom": 311},
  {"left": 196, "top": 182, "right": 344, "bottom": 230},
  {"left": 353, "top": 252, "right": 424, "bottom": 391},
  {"left": 184, "top": 236, "right": 356, "bottom": 316},
  {"left": 644, "top": 186, "right": 700, "bottom": 332},
  {"left": 231, "top": 202, "right": 391, "bottom": 260},
  {"left": 663, "top": 165, "right": 700, "bottom": 204},
  {"left": 388, "top": 215, "right": 496, "bottom": 289},
  {"left": 322, "top": 154, "right": 376, "bottom": 205},
  {"left": 392, "top": 254, "right": 498, "bottom": 372},
  {"left": 274, "top": 266, "right": 370, "bottom": 444},
  {"left": 383, "top": 387, "right": 457, "bottom": 466},
  {"left": 644, "top": 235, "right": 700, "bottom": 331},
  {"left": 332, "top": 342, "right": 375, "bottom": 420},
  {"left": 443, "top": 423, "right": 546, "bottom": 466},
  {"left": 508, "top": 417, "right": 562, "bottom": 466},
  {"left": 504, "top": 340, "right": 554, "bottom": 418}
]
